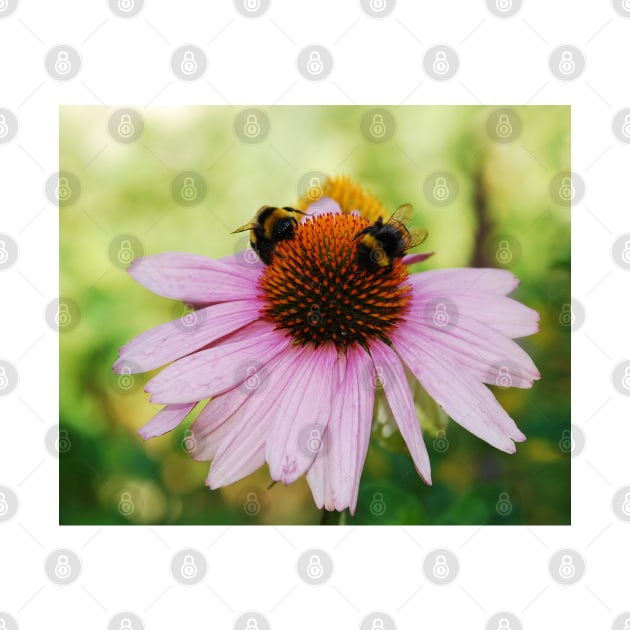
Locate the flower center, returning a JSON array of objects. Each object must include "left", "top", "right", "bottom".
[{"left": 260, "top": 213, "right": 411, "bottom": 348}]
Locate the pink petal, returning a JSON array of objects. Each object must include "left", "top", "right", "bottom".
[
  {"left": 216, "top": 252, "right": 265, "bottom": 273},
  {"left": 411, "top": 289, "right": 539, "bottom": 339},
  {"left": 265, "top": 344, "right": 340, "bottom": 485},
  {"left": 403, "top": 252, "right": 435, "bottom": 265},
  {"left": 369, "top": 339, "right": 432, "bottom": 484},
  {"left": 308, "top": 345, "right": 376, "bottom": 514},
  {"left": 145, "top": 324, "right": 290, "bottom": 404},
  {"left": 410, "top": 268, "right": 520, "bottom": 296},
  {"left": 207, "top": 352, "right": 294, "bottom": 488},
  {"left": 189, "top": 386, "right": 257, "bottom": 461},
  {"left": 128, "top": 253, "right": 261, "bottom": 304},
  {"left": 305, "top": 354, "right": 347, "bottom": 513},
  {"left": 303, "top": 196, "right": 342, "bottom": 220},
  {"left": 305, "top": 429, "right": 334, "bottom": 511},
  {"left": 394, "top": 339, "right": 526, "bottom": 453},
  {"left": 401, "top": 303, "right": 540, "bottom": 388},
  {"left": 209, "top": 445, "right": 266, "bottom": 489},
  {"left": 114, "top": 300, "right": 262, "bottom": 374},
  {"left": 138, "top": 403, "right": 195, "bottom": 440}
]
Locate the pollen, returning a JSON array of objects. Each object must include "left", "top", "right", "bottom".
[
  {"left": 260, "top": 213, "right": 411, "bottom": 348},
  {"left": 298, "top": 175, "right": 388, "bottom": 223}
]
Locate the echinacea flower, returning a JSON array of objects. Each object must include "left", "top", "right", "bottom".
[{"left": 113, "top": 176, "right": 540, "bottom": 515}]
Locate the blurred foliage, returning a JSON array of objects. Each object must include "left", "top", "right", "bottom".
[{"left": 60, "top": 105, "right": 570, "bottom": 525}]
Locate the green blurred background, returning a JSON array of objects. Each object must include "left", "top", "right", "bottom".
[{"left": 60, "top": 105, "right": 570, "bottom": 525}]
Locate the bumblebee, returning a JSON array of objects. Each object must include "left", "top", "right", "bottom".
[
  {"left": 354, "top": 204, "right": 428, "bottom": 271},
  {"left": 232, "top": 205, "right": 306, "bottom": 265}
]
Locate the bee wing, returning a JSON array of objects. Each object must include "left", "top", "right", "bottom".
[
  {"left": 407, "top": 226, "right": 429, "bottom": 248},
  {"left": 387, "top": 203, "right": 414, "bottom": 225},
  {"left": 231, "top": 222, "right": 257, "bottom": 234}
]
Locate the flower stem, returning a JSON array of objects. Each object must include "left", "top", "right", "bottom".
[{"left": 320, "top": 509, "right": 344, "bottom": 525}]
